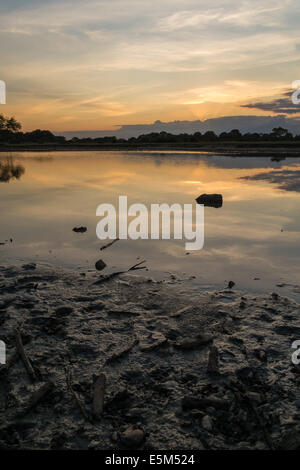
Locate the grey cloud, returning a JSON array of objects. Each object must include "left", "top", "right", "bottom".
[{"left": 241, "top": 92, "right": 300, "bottom": 115}]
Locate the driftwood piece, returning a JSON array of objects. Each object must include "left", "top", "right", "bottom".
[
  {"left": 92, "top": 373, "right": 106, "bottom": 419},
  {"left": 106, "top": 339, "right": 139, "bottom": 364},
  {"left": 15, "top": 329, "right": 36, "bottom": 381},
  {"left": 182, "top": 396, "right": 230, "bottom": 411},
  {"left": 21, "top": 381, "right": 54, "bottom": 416},
  {"left": 175, "top": 334, "right": 213, "bottom": 351},
  {"left": 207, "top": 345, "right": 219, "bottom": 375},
  {"left": 170, "top": 306, "right": 190, "bottom": 318}
]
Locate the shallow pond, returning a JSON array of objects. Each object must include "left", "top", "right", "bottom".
[{"left": 1, "top": 150, "right": 300, "bottom": 300}]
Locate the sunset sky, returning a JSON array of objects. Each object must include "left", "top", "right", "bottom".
[{"left": 1, "top": 0, "right": 300, "bottom": 131}]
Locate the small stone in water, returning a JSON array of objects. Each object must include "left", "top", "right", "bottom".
[{"left": 95, "top": 259, "right": 107, "bottom": 271}]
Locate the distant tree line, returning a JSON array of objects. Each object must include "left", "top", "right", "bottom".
[{"left": 1, "top": 114, "right": 300, "bottom": 146}]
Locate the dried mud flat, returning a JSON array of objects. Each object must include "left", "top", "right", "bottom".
[{"left": 0, "top": 263, "right": 300, "bottom": 450}]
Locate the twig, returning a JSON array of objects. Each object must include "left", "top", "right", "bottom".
[
  {"left": 227, "top": 382, "right": 274, "bottom": 450},
  {"left": 93, "top": 260, "right": 147, "bottom": 285},
  {"left": 15, "top": 329, "right": 36, "bottom": 381},
  {"left": 246, "top": 397, "right": 274, "bottom": 450},
  {"left": 65, "top": 366, "right": 90, "bottom": 421},
  {"left": 100, "top": 238, "right": 119, "bottom": 251}
]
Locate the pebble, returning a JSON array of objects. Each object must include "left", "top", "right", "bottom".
[
  {"left": 22, "top": 263, "right": 37, "bottom": 270},
  {"left": 175, "top": 335, "right": 213, "bottom": 351},
  {"left": 55, "top": 306, "right": 73, "bottom": 316},
  {"left": 120, "top": 428, "right": 145, "bottom": 448},
  {"left": 201, "top": 415, "right": 213, "bottom": 431}
]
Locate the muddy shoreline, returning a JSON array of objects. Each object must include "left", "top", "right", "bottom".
[
  {"left": 1, "top": 145, "right": 300, "bottom": 157},
  {"left": 0, "top": 263, "right": 300, "bottom": 450}
]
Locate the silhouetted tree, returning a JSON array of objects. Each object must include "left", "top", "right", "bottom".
[{"left": 0, "top": 114, "right": 21, "bottom": 132}]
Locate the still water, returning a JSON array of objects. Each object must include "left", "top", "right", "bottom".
[{"left": 1, "top": 151, "right": 300, "bottom": 299}]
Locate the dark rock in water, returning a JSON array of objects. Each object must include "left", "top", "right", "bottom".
[
  {"left": 196, "top": 194, "right": 223, "bottom": 208},
  {"left": 120, "top": 427, "right": 145, "bottom": 448},
  {"left": 22, "top": 263, "right": 37, "bottom": 271},
  {"left": 95, "top": 259, "right": 107, "bottom": 271},
  {"left": 175, "top": 334, "right": 213, "bottom": 351},
  {"left": 72, "top": 226, "right": 87, "bottom": 233}
]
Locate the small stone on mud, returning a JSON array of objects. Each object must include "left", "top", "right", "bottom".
[
  {"left": 246, "top": 392, "right": 262, "bottom": 404},
  {"left": 175, "top": 335, "right": 213, "bottom": 351},
  {"left": 120, "top": 428, "right": 145, "bottom": 448},
  {"left": 22, "top": 263, "right": 37, "bottom": 270},
  {"left": 201, "top": 415, "right": 213, "bottom": 431},
  {"left": 55, "top": 306, "right": 73, "bottom": 316}
]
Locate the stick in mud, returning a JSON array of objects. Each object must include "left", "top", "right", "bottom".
[
  {"left": 105, "top": 339, "right": 139, "bottom": 364},
  {"left": 15, "top": 329, "right": 36, "bottom": 381},
  {"left": 92, "top": 373, "right": 106, "bottom": 419},
  {"left": 65, "top": 366, "right": 90, "bottom": 421},
  {"left": 207, "top": 345, "right": 219, "bottom": 375},
  {"left": 19, "top": 381, "right": 54, "bottom": 417}
]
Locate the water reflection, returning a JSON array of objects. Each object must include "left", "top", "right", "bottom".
[
  {"left": 0, "top": 151, "right": 299, "bottom": 299},
  {"left": 241, "top": 169, "right": 300, "bottom": 193},
  {"left": 0, "top": 157, "right": 25, "bottom": 182}
]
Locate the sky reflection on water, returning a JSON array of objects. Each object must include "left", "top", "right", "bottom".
[{"left": 0, "top": 151, "right": 300, "bottom": 299}]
